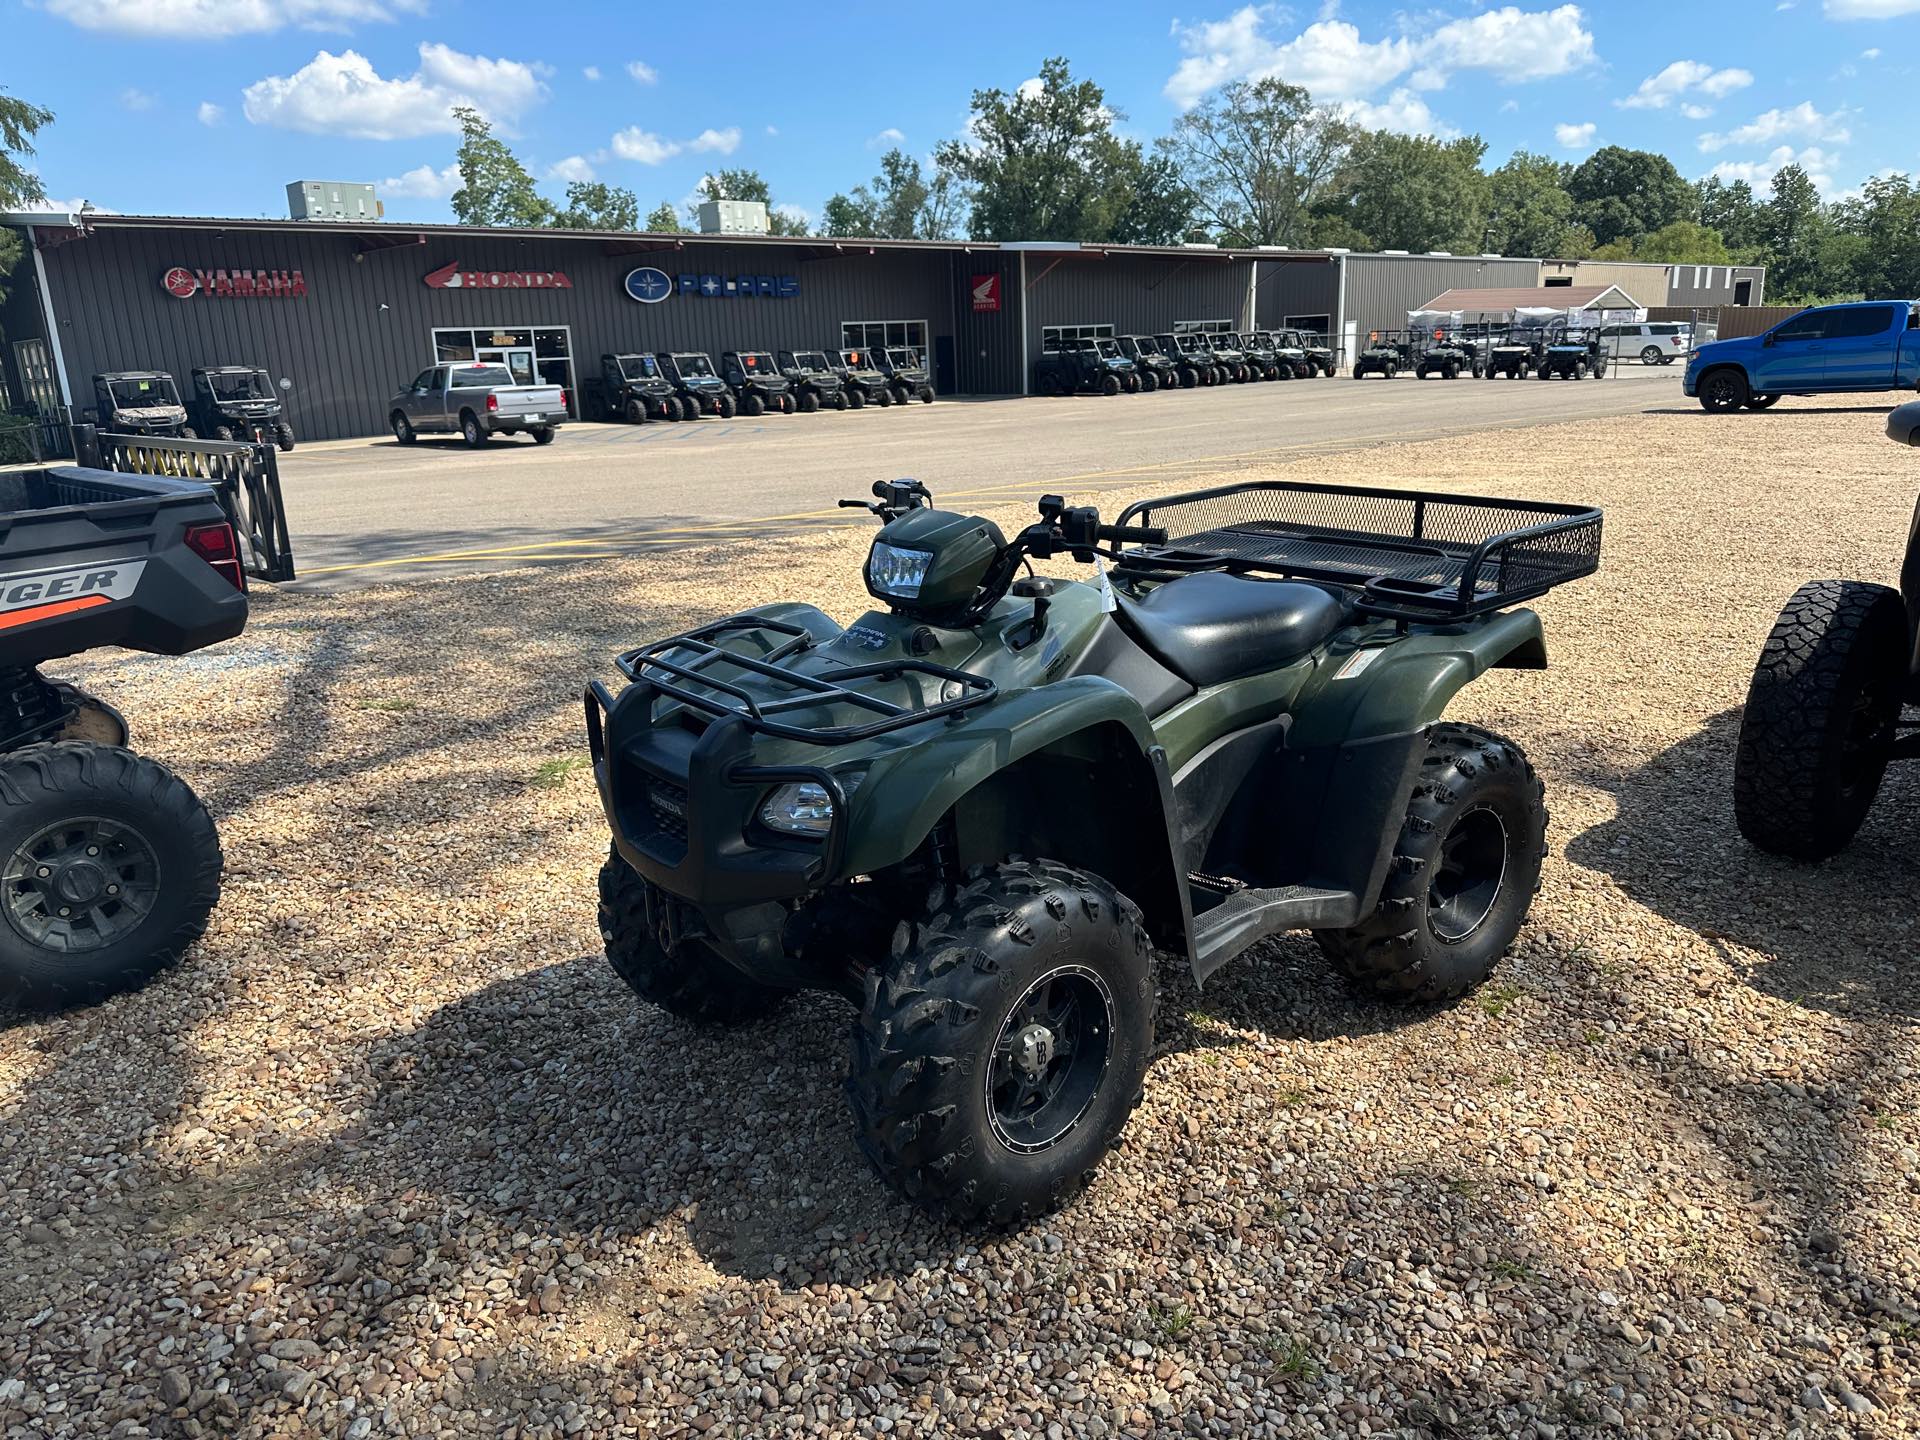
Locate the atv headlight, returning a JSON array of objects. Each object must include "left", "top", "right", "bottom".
[
  {"left": 759, "top": 773, "right": 863, "bottom": 837},
  {"left": 867, "top": 542, "right": 933, "bottom": 600}
]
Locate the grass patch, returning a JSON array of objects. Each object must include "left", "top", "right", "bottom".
[
  {"left": 1488, "top": 1258, "right": 1534, "bottom": 1282},
  {"left": 355, "top": 697, "right": 419, "bottom": 713},
  {"left": 1267, "top": 1336, "right": 1321, "bottom": 1383},
  {"left": 1477, "top": 983, "right": 1525, "bottom": 1019},
  {"left": 531, "top": 756, "right": 592, "bottom": 789},
  {"left": 1154, "top": 1304, "right": 1195, "bottom": 1339}
]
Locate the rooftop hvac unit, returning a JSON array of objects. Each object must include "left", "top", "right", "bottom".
[{"left": 697, "top": 199, "right": 770, "bottom": 235}]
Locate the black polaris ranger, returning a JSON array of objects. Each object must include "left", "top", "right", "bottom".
[
  {"left": 1116, "top": 335, "right": 1178, "bottom": 392},
  {"left": 832, "top": 349, "right": 895, "bottom": 409},
  {"left": 188, "top": 367, "right": 295, "bottom": 451},
  {"left": 0, "top": 466, "right": 249, "bottom": 1005},
  {"left": 871, "top": 347, "right": 936, "bottom": 405},
  {"left": 91, "top": 372, "right": 190, "bottom": 438},
  {"left": 720, "top": 351, "right": 796, "bottom": 416},
  {"left": 659, "top": 353, "right": 736, "bottom": 419},
  {"left": 776, "top": 350, "right": 848, "bottom": 411},
  {"left": 1156, "top": 333, "right": 1220, "bottom": 387},
  {"left": 592, "top": 353, "right": 683, "bottom": 422},
  {"left": 1033, "top": 339, "right": 1138, "bottom": 397}
]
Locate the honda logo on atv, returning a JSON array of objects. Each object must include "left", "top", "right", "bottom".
[{"left": 423, "top": 261, "right": 572, "bottom": 291}]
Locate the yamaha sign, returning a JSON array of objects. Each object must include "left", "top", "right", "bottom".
[{"left": 622, "top": 266, "right": 800, "bottom": 301}]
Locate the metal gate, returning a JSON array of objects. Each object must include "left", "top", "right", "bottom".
[{"left": 71, "top": 426, "right": 297, "bottom": 583}]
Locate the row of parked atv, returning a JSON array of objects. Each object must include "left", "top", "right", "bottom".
[
  {"left": 1353, "top": 329, "right": 1611, "bottom": 382},
  {"left": 87, "top": 367, "right": 297, "bottom": 450},
  {"left": 587, "top": 347, "right": 935, "bottom": 424},
  {"left": 1034, "top": 330, "right": 1336, "bottom": 397}
]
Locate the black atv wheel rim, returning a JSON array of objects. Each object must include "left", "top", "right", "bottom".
[
  {"left": 4, "top": 815, "right": 160, "bottom": 953},
  {"left": 1428, "top": 805, "right": 1509, "bottom": 945},
  {"left": 986, "top": 964, "right": 1114, "bottom": 1154}
]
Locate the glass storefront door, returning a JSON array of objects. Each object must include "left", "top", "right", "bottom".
[{"left": 476, "top": 347, "right": 536, "bottom": 386}]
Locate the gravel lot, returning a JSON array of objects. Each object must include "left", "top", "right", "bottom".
[{"left": 4, "top": 394, "right": 1918, "bottom": 1440}]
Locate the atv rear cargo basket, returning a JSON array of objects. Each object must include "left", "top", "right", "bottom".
[{"left": 1116, "top": 479, "right": 1601, "bottom": 620}]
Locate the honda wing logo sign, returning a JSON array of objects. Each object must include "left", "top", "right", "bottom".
[
  {"left": 971, "top": 273, "right": 1002, "bottom": 313},
  {"left": 623, "top": 267, "right": 673, "bottom": 303},
  {"left": 424, "top": 260, "right": 572, "bottom": 291}
]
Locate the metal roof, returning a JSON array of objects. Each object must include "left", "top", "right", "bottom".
[{"left": 1418, "top": 283, "right": 1643, "bottom": 314}]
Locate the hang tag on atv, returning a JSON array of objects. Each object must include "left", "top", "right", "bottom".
[{"left": 1094, "top": 555, "right": 1117, "bottom": 613}]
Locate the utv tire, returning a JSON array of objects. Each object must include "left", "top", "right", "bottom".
[
  {"left": 461, "top": 412, "right": 489, "bottom": 447},
  {"left": 847, "top": 860, "right": 1155, "bottom": 1226},
  {"left": 0, "top": 742, "right": 222, "bottom": 1007},
  {"left": 598, "top": 851, "right": 789, "bottom": 1023},
  {"left": 919, "top": 388, "right": 934, "bottom": 403},
  {"left": 1179, "top": 367, "right": 1200, "bottom": 389},
  {"left": 834, "top": 391, "right": 849, "bottom": 410},
  {"left": 741, "top": 393, "right": 765, "bottom": 418},
  {"left": 1733, "top": 580, "right": 1907, "bottom": 860},
  {"left": 1123, "top": 374, "right": 1140, "bottom": 394},
  {"left": 1139, "top": 370, "right": 1160, "bottom": 393},
  {"left": 275, "top": 422, "right": 296, "bottom": 452},
  {"left": 1315, "top": 723, "right": 1546, "bottom": 1005},
  {"left": 179, "top": 428, "right": 197, "bottom": 441},
  {"left": 847, "top": 388, "right": 867, "bottom": 410},
  {"left": 799, "top": 391, "right": 820, "bottom": 413},
  {"left": 1101, "top": 375, "right": 1121, "bottom": 397},
  {"left": 1698, "top": 368, "right": 1749, "bottom": 413},
  {"left": 717, "top": 394, "right": 737, "bottom": 419},
  {"left": 626, "top": 399, "right": 647, "bottom": 424},
  {"left": 875, "top": 388, "right": 894, "bottom": 408},
  {"left": 781, "top": 393, "right": 797, "bottom": 414},
  {"left": 213, "top": 424, "right": 235, "bottom": 442}
]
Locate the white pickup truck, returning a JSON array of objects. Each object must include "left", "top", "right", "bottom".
[{"left": 388, "top": 362, "right": 568, "bottom": 448}]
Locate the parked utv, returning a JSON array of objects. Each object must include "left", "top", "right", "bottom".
[
  {"left": 833, "top": 349, "right": 895, "bottom": 409},
  {"left": 659, "top": 353, "right": 735, "bottom": 418},
  {"left": 872, "top": 347, "right": 937, "bottom": 405},
  {"left": 1270, "top": 332, "right": 1312, "bottom": 380},
  {"left": 92, "top": 372, "right": 189, "bottom": 438},
  {"left": 1034, "top": 339, "right": 1137, "bottom": 397},
  {"left": 1209, "top": 333, "right": 1254, "bottom": 384},
  {"left": 1118, "top": 335, "right": 1180, "bottom": 391},
  {"left": 1352, "top": 336, "right": 1406, "bottom": 379},
  {"left": 1414, "top": 335, "right": 1483, "bottom": 380},
  {"left": 1538, "top": 330, "right": 1608, "bottom": 380},
  {"left": 776, "top": 349, "right": 849, "bottom": 412},
  {"left": 1, "top": 465, "right": 250, "bottom": 1005},
  {"left": 592, "top": 353, "right": 684, "bottom": 422},
  {"left": 721, "top": 351, "right": 796, "bottom": 416},
  {"left": 188, "top": 366, "right": 295, "bottom": 450},
  {"left": 1157, "top": 333, "right": 1219, "bottom": 387},
  {"left": 1484, "top": 330, "right": 1542, "bottom": 380},
  {"left": 1241, "top": 332, "right": 1284, "bottom": 381},
  {"left": 1734, "top": 398, "right": 1920, "bottom": 859},
  {"left": 586, "top": 475, "right": 1602, "bottom": 1225}
]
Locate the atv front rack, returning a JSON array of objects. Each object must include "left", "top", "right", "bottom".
[
  {"left": 616, "top": 615, "right": 996, "bottom": 744},
  {"left": 1115, "top": 479, "right": 1601, "bottom": 621}
]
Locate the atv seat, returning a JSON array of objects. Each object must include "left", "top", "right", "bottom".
[{"left": 1115, "top": 573, "right": 1351, "bottom": 689}]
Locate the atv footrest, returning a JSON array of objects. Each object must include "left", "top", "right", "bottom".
[{"left": 1190, "top": 883, "right": 1361, "bottom": 983}]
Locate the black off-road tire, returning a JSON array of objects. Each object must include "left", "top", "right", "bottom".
[
  {"left": 847, "top": 859, "right": 1155, "bottom": 1226},
  {"left": 1139, "top": 370, "right": 1160, "bottom": 393},
  {"left": 847, "top": 387, "right": 867, "bottom": 409},
  {"left": 212, "top": 424, "right": 234, "bottom": 442},
  {"left": 799, "top": 391, "right": 820, "bottom": 413},
  {"left": 1179, "top": 367, "right": 1200, "bottom": 389},
  {"left": 597, "top": 850, "right": 789, "bottom": 1023},
  {"left": 875, "top": 388, "right": 894, "bottom": 408},
  {"left": 741, "top": 393, "right": 765, "bottom": 417},
  {"left": 780, "top": 393, "right": 796, "bottom": 414},
  {"left": 1734, "top": 580, "right": 1908, "bottom": 860},
  {"left": 1100, "top": 374, "right": 1121, "bottom": 397},
  {"left": 275, "top": 422, "right": 296, "bottom": 452},
  {"left": 0, "top": 743, "right": 222, "bottom": 1007},
  {"left": 919, "top": 387, "right": 934, "bottom": 403},
  {"left": 626, "top": 399, "right": 647, "bottom": 424},
  {"left": 834, "top": 391, "right": 849, "bottom": 410},
  {"left": 1699, "top": 368, "right": 1749, "bottom": 413},
  {"left": 717, "top": 394, "right": 737, "bottom": 419},
  {"left": 1314, "top": 724, "right": 1546, "bottom": 1004}
]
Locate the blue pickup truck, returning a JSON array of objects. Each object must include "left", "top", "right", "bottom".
[{"left": 1685, "top": 300, "right": 1920, "bottom": 412}]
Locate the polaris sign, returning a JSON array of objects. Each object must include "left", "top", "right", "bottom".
[{"left": 622, "top": 267, "right": 800, "bottom": 301}]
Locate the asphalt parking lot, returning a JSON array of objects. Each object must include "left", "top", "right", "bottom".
[{"left": 280, "top": 365, "right": 1680, "bottom": 586}]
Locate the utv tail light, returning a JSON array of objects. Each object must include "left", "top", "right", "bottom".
[
  {"left": 486, "top": 392, "right": 500, "bottom": 412},
  {"left": 184, "top": 521, "right": 246, "bottom": 592}
]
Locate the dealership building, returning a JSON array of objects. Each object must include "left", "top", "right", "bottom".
[{"left": 0, "top": 207, "right": 1767, "bottom": 443}]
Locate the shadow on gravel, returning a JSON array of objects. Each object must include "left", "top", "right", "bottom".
[{"left": 1640, "top": 405, "right": 1900, "bottom": 418}]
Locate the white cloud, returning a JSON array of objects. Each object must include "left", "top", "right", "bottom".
[
  {"left": 547, "top": 155, "right": 595, "bottom": 183},
  {"left": 687, "top": 126, "right": 740, "bottom": 155},
  {"left": 379, "top": 162, "right": 461, "bottom": 199},
  {"left": 17, "top": 195, "right": 111, "bottom": 214},
  {"left": 43, "top": 0, "right": 421, "bottom": 36},
  {"left": 197, "top": 101, "right": 224, "bottom": 125},
  {"left": 1862, "top": 46, "right": 1882, "bottom": 57},
  {"left": 610, "top": 127, "right": 679, "bottom": 165},
  {"left": 1679, "top": 103, "right": 1714, "bottom": 120},
  {"left": 120, "top": 87, "right": 155, "bottom": 110},
  {"left": 1164, "top": 5, "right": 1592, "bottom": 111},
  {"left": 764, "top": 124, "right": 779, "bottom": 136},
  {"left": 1340, "top": 89, "right": 1455, "bottom": 137},
  {"left": 1699, "top": 101, "right": 1851, "bottom": 152},
  {"left": 1708, "top": 145, "right": 1844, "bottom": 196},
  {"left": 626, "top": 59, "right": 658, "bottom": 84},
  {"left": 773, "top": 202, "right": 811, "bottom": 228},
  {"left": 242, "top": 43, "right": 546, "bottom": 139},
  {"left": 582, "top": 65, "right": 601, "bottom": 81},
  {"left": 867, "top": 126, "right": 906, "bottom": 149},
  {"left": 1555, "top": 120, "right": 1597, "bottom": 149},
  {"left": 1825, "top": 0, "right": 1920, "bottom": 15},
  {"left": 1499, "top": 98, "right": 1519, "bottom": 113},
  {"left": 1617, "top": 59, "right": 1753, "bottom": 110}
]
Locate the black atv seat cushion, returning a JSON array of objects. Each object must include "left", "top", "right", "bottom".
[{"left": 1115, "top": 573, "right": 1351, "bottom": 689}]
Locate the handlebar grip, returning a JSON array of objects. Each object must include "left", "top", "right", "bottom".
[
  {"left": 838, "top": 498, "right": 871, "bottom": 509},
  {"left": 1101, "top": 524, "right": 1169, "bottom": 546}
]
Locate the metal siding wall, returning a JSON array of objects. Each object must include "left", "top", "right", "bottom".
[
  {"left": 35, "top": 227, "right": 969, "bottom": 440},
  {"left": 1663, "top": 263, "right": 1767, "bottom": 306},
  {"left": 1021, "top": 254, "right": 1253, "bottom": 373},
  {"left": 1343, "top": 256, "right": 1541, "bottom": 335},
  {"left": 1536, "top": 260, "right": 1668, "bottom": 307},
  {"left": 1252, "top": 260, "right": 1339, "bottom": 328},
  {"left": 949, "top": 253, "right": 1023, "bottom": 395}
]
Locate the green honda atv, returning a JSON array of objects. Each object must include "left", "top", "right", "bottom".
[{"left": 586, "top": 478, "right": 1603, "bottom": 1225}]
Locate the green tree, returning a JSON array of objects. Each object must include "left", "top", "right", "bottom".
[
  {"left": 1692, "top": 176, "right": 1763, "bottom": 256},
  {"left": 694, "top": 169, "right": 810, "bottom": 235},
  {"left": 1482, "top": 150, "right": 1577, "bottom": 257},
  {"left": 1158, "top": 77, "right": 1355, "bottom": 247},
  {"left": 935, "top": 57, "right": 1190, "bottom": 242},
  {"left": 0, "top": 89, "right": 55, "bottom": 316},
  {"left": 449, "top": 106, "right": 553, "bottom": 227},
  {"left": 1631, "top": 219, "right": 1732, "bottom": 265},
  {"left": 1834, "top": 173, "right": 1920, "bottom": 298},
  {"left": 644, "top": 200, "right": 685, "bottom": 233},
  {"left": 551, "top": 181, "right": 638, "bottom": 231},
  {"left": 1323, "top": 131, "right": 1490, "bottom": 254},
  {"left": 1565, "top": 146, "right": 1691, "bottom": 245},
  {"left": 821, "top": 149, "right": 965, "bottom": 239},
  {"left": 1588, "top": 237, "right": 1637, "bottom": 260}
]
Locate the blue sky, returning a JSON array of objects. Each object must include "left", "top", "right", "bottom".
[{"left": 8, "top": 0, "right": 1918, "bottom": 225}]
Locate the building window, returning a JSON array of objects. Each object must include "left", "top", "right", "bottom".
[
  {"left": 1543, "top": 276, "right": 1573, "bottom": 288},
  {"left": 1173, "top": 318, "right": 1231, "bottom": 334},
  {"left": 842, "top": 320, "right": 928, "bottom": 354},
  {"left": 1041, "top": 323, "right": 1115, "bottom": 350},
  {"left": 430, "top": 327, "right": 577, "bottom": 412}
]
